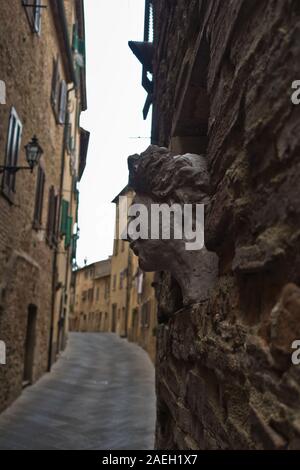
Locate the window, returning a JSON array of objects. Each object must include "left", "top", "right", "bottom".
[
  {"left": 51, "top": 57, "right": 60, "bottom": 114},
  {"left": 141, "top": 301, "right": 151, "bottom": 328},
  {"left": 2, "top": 107, "right": 22, "bottom": 200},
  {"left": 46, "top": 186, "right": 59, "bottom": 248},
  {"left": 119, "top": 272, "right": 123, "bottom": 290},
  {"left": 104, "top": 279, "right": 110, "bottom": 299},
  {"left": 22, "top": 0, "right": 42, "bottom": 35},
  {"left": 64, "top": 216, "right": 73, "bottom": 249},
  {"left": 114, "top": 237, "right": 119, "bottom": 256},
  {"left": 66, "top": 121, "right": 75, "bottom": 155},
  {"left": 33, "top": 0, "right": 42, "bottom": 34},
  {"left": 113, "top": 275, "right": 117, "bottom": 291},
  {"left": 58, "top": 80, "right": 67, "bottom": 124},
  {"left": 60, "top": 199, "right": 69, "bottom": 236},
  {"left": 33, "top": 165, "right": 45, "bottom": 229},
  {"left": 88, "top": 288, "right": 94, "bottom": 302},
  {"left": 96, "top": 287, "right": 100, "bottom": 301},
  {"left": 51, "top": 59, "right": 67, "bottom": 124}
]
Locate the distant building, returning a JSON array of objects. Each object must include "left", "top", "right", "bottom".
[
  {"left": 110, "top": 186, "right": 157, "bottom": 361},
  {"left": 70, "top": 258, "right": 111, "bottom": 332},
  {"left": 128, "top": 258, "right": 156, "bottom": 363},
  {"left": 109, "top": 186, "right": 134, "bottom": 337},
  {"left": 70, "top": 185, "right": 157, "bottom": 361}
]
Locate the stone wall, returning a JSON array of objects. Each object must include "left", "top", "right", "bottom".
[{"left": 152, "top": 0, "right": 300, "bottom": 449}]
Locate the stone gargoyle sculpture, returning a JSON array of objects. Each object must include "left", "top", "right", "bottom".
[{"left": 125, "top": 145, "right": 218, "bottom": 306}]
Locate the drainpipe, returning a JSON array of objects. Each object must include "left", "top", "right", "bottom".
[{"left": 48, "top": 85, "right": 76, "bottom": 372}]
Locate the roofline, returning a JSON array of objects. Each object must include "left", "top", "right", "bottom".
[
  {"left": 75, "top": 258, "right": 111, "bottom": 273},
  {"left": 111, "top": 184, "right": 132, "bottom": 203},
  {"left": 50, "top": 0, "right": 77, "bottom": 85}
]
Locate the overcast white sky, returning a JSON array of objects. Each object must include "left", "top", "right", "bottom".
[{"left": 77, "top": 0, "right": 151, "bottom": 267}]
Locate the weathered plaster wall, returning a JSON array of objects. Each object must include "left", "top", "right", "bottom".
[{"left": 152, "top": 0, "right": 300, "bottom": 449}]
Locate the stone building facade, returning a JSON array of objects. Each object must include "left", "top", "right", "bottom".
[
  {"left": 130, "top": 0, "right": 300, "bottom": 450},
  {"left": 110, "top": 187, "right": 134, "bottom": 337},
  {"left": 70, "top": 185, "right": 157, "bottom": 361},
  {"left": 70, "top": 258, "right": 111, "bottom": 332},
  {"left": 128, "top": 257, "right": 157, "bottom": 363},
  {"left": 110, "top": 186, "right": 157, "bottom": 361},
  {"left": 0, "top": 0, "right": 88, "bottom": 412}
]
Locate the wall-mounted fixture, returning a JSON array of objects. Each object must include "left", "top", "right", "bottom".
[{"left": 0, "top": 136, "right": 43, "bottom": 174}]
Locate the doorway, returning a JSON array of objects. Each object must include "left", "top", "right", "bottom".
[
  {"left": 111, "top": 304, "right": 117, "bottom": 332},
  {"left": 23, "top": 304, "right": 37, "bottom": 385}
]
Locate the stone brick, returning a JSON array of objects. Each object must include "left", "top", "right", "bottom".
[{"left": 151, "top": 0, "right": 300, "bottom": 450}]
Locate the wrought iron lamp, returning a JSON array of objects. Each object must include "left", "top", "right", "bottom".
[{"left": 0, "top": 135, "right": 43, "bottom": 174}]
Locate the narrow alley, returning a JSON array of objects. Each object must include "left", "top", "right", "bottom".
[
  {"left": 0, "top": 334, "right": 155, "bottom": 450},
  {"left": 1, "top": 0, "right": 300, "bottom": 456}
]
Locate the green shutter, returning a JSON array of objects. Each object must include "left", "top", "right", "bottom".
[
  {"left": 72, "top": 24, "right": 79, "bottom": 51},
  {"left": 78, "top": 39, "right": 85, "bottom": 62},
  {"left": 60, "top": 199, "right": 69, "bottom": 235},
  {"left": 65, "top": 216, "right": 73, "bottom": 249}
]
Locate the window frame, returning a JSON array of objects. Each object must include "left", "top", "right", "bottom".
[
  {"left": 46, "top": 185, "right": 59, "bottom": 248},
  {"left": 1, "top": 107, "right": 23, "bottom": 203},
  {"left": 33, "top": 165, "right": 45, "bottom": 229},
  {"left": 58, "top": 80, "right": 67, "bottom": 125},
  {"left": 22, "top": 0, "right": 43, "bottom": 35},
  {"left": 50, "top": 58, "right": 67, "bottom": 125},
  {"left": 33, "top": 0, "right": 42, "bottom": 34}
]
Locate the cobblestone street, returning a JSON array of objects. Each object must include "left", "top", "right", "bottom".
[{"left": 0, "top": 333, "right": 156, "bottom": 450}]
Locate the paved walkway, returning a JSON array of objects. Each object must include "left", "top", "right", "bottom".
[{"left": 0, "top": 333, "right": 156, "bottom": 450}]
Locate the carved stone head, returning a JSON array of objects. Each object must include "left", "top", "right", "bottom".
[{"left": 126, "top": 145, "right": 218, "bottom": 305}]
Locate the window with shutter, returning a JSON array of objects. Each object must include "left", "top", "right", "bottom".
[
  {"left": 51, "top": 57, "right": 63, "bottom": 122},
  {"left": 60, "top": 199, "right": 69, "bottom": 236},
  {"left": 72, "top": 23, "right": 79, "bottom": 52},
  {"left": 33, "top": 0, "right": 42, "bottom": 34},
  {"left": 71, "top": 234, "right": 77, "bottom": 262},
  {"left": 66, "top": 121, "right": 73, "bottom": 155},
  {"left": 64, "top": 216, "right": 73, "bottom": 249},
  {"left": 2, "top": 107, "right": 23, "bottom": 201},
  {"left": 33, "top": 166, "right": 45, "bottom": 229},
  {"left": 46, "top": 186, "right": 55, "bottom": 247},
  {"left": 52, "top": 194, "right": 60, "bottom": 245},
  {"left": 51, "top": 58, "right": 59, "bottom": 106},
  {"left": 58, "top": 80, "right": 67, "bottom": 125},
  {"left": 46, "top": 187, "right": 59, "bottom": 248},
  {"left": 22, "top": 0, "right": 43, "bottom": 34}
]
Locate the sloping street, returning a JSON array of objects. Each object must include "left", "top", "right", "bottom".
[{"left": 0, "top": 333, "right": 155, "bottom": 450}]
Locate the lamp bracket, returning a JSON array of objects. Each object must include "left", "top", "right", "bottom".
[{"left": 0, "top": 166, "right": 33, "bottom": 175}]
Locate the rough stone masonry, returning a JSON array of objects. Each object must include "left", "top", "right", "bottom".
[{"left": 149, "top": 0, "right": 300, "bottom": 449}]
